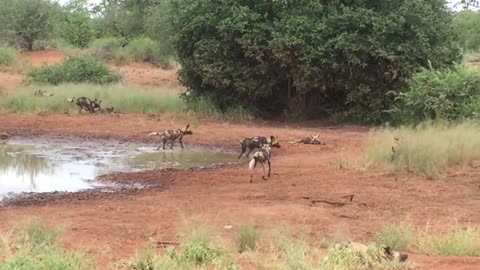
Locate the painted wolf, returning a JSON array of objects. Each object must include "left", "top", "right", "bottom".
[{"left": 148, "top": 124, "right": 193, "bottom": 150}]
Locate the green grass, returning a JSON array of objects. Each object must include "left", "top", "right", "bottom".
[
  {"left": 365, "top": 121, "right": 480, "bottom": 179},
  {"left": 0, "top": 46, "right": 17, "bottom": 67},
  {"left": 0, "top": 83, "right": 185, "bottom": 114},
  {"left": 0, "top": 218, "right": 94, "bottom": 270},
  {"left": 375, "top": 221, "right": 480, "bottom": 257},
  {"left": 235, "top": 225, "right": 261, "bottom": 253}
]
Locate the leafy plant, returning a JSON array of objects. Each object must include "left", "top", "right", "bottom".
[
  {"left": 236, "top": 225, "right": 261, "bottom": 253},
  {"left": 391, "top": 65, "right": 480, "bottom": 124},
  {"left": 0, "top": 46, "right": 17, "bottom": 67},
  {"left": 27, "top": 56, "right": 121, "bottom": 85}
]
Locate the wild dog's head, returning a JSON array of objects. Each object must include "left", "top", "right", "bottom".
[
  {"left": 383, "top": 246, "right": 408, "bottom": 263},
  {"left": 91, "top": 99, "right": 103, "bottom": 112},
  {"left": 182, "top": 124, "right": 193, "bottom": 135},
  {"left": 268, "top": 136, "right": 281, "bottom": 148}
]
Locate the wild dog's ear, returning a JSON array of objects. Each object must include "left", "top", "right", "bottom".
[
  {"left": 185, "top": 124, "right": 190, "bottom": 130},
  {"left": 270, "top": 135, "right": 275, "bottom": 142},
  {"left": 98, "top": 100, "right": 102, "bottom": 105}
]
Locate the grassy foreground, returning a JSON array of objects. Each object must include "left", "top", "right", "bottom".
[{"left": 365, "top": 121, "right": 480, "bottom": 179}]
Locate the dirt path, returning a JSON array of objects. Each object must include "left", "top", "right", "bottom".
[{"left": 0, "top": 113, "right": 479, "bottom": 269}]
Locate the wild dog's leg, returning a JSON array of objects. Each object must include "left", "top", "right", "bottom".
[
  {"left": 249, "top": 158, "right": 257, "bottom": 183},
  {"left": 170, "top": 139, "right": 175, "bottom": 149},
  {"left": 261, "top": 162, "right": 267, "bottom": 180},
  {"left": 267, "top": 160, "right": 271, "bottom": 178},
  {"left": 179, "top": 137, "right": 184, "bottom": 149},
  {"left": 162, "top": 137, "right": 167, "bottom": 150},
  {"left": 246, "top": 148, "right": 251, "bottom": 158},
  {"left": 238, "top": 145, "right": 246, "bottom": 159}
]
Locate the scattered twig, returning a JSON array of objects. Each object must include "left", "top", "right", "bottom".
[{"left": 156, "top": 241, "right": 179, "bottom": 246}]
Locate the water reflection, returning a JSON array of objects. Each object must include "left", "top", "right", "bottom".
[
  {"left": 128, "top": 150, "right": 239, "bottom": 170},
  {"left": 0, "top": 144, "right": 96, "bottom": 195},
  {"left": 0, "top": 145, "right": 55, "bottom": 190}
]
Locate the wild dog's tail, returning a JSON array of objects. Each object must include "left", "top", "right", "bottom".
[
  {"left": 67, "top": 98, "right": 74, "bottom": 103},
  {"left": 148, "top": 132, "right": 160, "bottom": 137},
  {"left": 248, "top": 158, "right": 256, "bottom": 171}
]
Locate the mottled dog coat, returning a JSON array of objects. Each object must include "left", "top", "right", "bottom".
[
  {"left": 67, "top": 97, "right": 102, "bottom": 113},
  {"left": 248, "top": 141, "right": 281, "bottom": 183},
  {"left": 332, "top": 241, "right": 408, "bottom": 267},
  {"left": 239, "top": 136, "right": 278, "bottom": 159},
  {"left": 148, "top": 124, "right": 193, "bottom": 150},
  {"left": 297, "top": 134, "right": 324, "bottom": 145}
]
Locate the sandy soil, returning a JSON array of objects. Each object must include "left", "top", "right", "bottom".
[{"left": 0, "top": 51, "right": 479, "bottom": 270}]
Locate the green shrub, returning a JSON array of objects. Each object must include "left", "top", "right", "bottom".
[
  {"left": 27, "top": 56, "right": 121, "bottom": 85},
  {"left": 89, "top": 37, "right": 127, "bottom": 61},
  {"left": 391, "top": 65, "right": 480, "bottom": 124},
  {"left": 365, "top": 121, "right": 480, "bottom": 179},
  {"left": 125, "top": 37, "right": 156, "bottom": 62},
  {"left": 0, "top": 218, "right": 94, "bottom": 270},
  {"left": 0, "top": 46, "right": 17, "bottom": 67},
  {"left": 235, "top": 225, "right": 261, "bottom": 253}
]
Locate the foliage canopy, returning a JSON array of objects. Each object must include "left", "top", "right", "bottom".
[{"left": 169, "top": 0, "right": 461, "bottom": 122}]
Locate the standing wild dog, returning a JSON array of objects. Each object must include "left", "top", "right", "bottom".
[
  {"left": 67, "top": 97, "right": 102, "bottom": 113},
  {"left": 248, "top": 142, "right": 281, "bottom": 183},
  {"left": 296, "top": 134, "right": 324, "bottom": 145},
  {"left": 238, "top": 136, "right": 278, "bottom": 159},
  {"left": 148, "top": 124, "right": 193, "bottom": 150}
]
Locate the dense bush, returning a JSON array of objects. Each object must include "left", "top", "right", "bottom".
[
  {"left": 169, "top": 0, "right": 461, "bottom": 122},
  {"left": 453, "top": 10, "right": 480, "bottom": 52},
  {"left": 0, "top": 0, "right": 61, "bottom": 50},
  {"left": 125, "top": 37, "right": 172, "bottom": 68},
  {"left": 391, "top": 65, "right": 480, "bottom": 123},
  {"left": 27, "top": 56, "right": 121, "bottom": 85},
  {"left": 89, "top": 37, "right": 127, "bottom": 61},
  {"left": 0, "top": 46, "right": 17, "bottom": 67}
]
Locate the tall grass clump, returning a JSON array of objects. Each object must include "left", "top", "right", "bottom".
[
  {"left": 0, "top": 84, "right": 185, "bottom": 114},
  {"left": 121, "top": 226, "right": 238, "bottom": 270},
  {"left": 0, "top": 218, "right": 94, "bottom": 270},
  {"left": 235, "top": 225, "right": 261, "bottom": 253},
  {"left": 27, "top": 56, "right": 121, "bottom": 85},
  {"left": 0, "top": 46, "right": 17, "bottom": 67},
  {"left": 185, "top": 94, "right": 255, "bottom": 122},
  {"left": 374, "top": 222, "right": 415, "bottom": 252},
  {"left": 365, "top": 121, "right": 480, "bottom": 179},
  {"left": 391, "top": 65, "right": 480, "bottom": 124},
  {"left": 376, "top": 221, "right": 480, "bottom": 257}
]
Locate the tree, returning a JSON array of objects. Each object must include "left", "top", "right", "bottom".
[
  {"left": 169, "top": 0, "right": 461, "bottom": 122},
  {"left": 0, "top": 0, "right": 61, "bottom": 50},
  {"left": 453, "top": 10, "right": 480, "bottom": 51},
  {"left": 62, "top": 0, "right": 95, "bottom": 48}
]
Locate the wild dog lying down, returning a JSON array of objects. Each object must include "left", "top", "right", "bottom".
[
  {"left": 329, "top": 241, "right": 408, "bottom": 268},
  {"left": 248, "top": 142, "right": 281, "bottom": 183},
  {"left": 67, "top": 97, "right": 102, "bottom": 113},
  {"left": 148, "top": 124, "right": 193, "bottom": 150},
  {"left": 238, "top": 136, "right": 279, "bottom": 159},
  {"left": 34, "top": 89, "right": 54, "bottom": 97},
  {"left": 296, "top": 134, "right": 325, "bottom": 145}
]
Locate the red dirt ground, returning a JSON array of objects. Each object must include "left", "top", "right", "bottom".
[{"left": 0, "top": 51, "right": 479, "bottom": 270}]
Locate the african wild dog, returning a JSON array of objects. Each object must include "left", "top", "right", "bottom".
[
  {"left": 238, "top": 136, "right": 279, "bottom": 159},
  {"left": 330, "top": 241, "right": 408, "bottom": 267},
  {"left": 296, "top": 134, "right": 324, "bottom": 145},
  {"left": 148, "top": 124, "right": 193, "bottom": 150},
  {"left": 248, "top": 142, "right": 281, "bottom": 183},
  {"left": 67, "top": 97, "right": 102, "bottom": 113},
  {"left": 34, "top": 89, "right": 54, "bottom": 97}
]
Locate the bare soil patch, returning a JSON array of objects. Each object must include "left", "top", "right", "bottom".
[{"left": 0, "top": 113, "right": 479, "bottom": 269}]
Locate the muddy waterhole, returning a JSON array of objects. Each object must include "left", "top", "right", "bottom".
[{"left": 0, "top": 136, "right": 239, "bottom": 201}]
